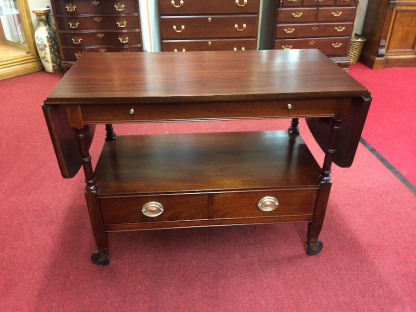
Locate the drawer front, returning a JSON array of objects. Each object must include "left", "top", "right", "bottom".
[
  {"left": 275, "top": 22, "right": 353, "bottom": 39},
  {"left": 59, "top": 31, "right": 141, "bottom": 46},
  {"left": 54, "top": 0, "right": 137, "bottom": 15},
  {"left": 80, "top": 99, "right": 337, "bottom": 123},
  {"left": 317, "top": 7, "right": 356, "bottom": 22},
  {"left": 62, "top": 46, "right": 142, "bottom": 62},
  {"left": 335, "top": 0, "right": 355, "bottom": 6},
  {"left": 160, "top": 15, "right": 258, "bottom": 39},
  {"left": 280, "top": 0, "right": 302, "bottom": 8},
  {"left": 303, "top": 0, "right": 335, "bottom": 7},
  {"left": 101, "top": 194, "right": 209, "bottom": 224},
  {"left": 274, "top": 37, "right": 350, "bottom": 56},
  {"left": 162, "top": 38, "right": 257, "bottom": 51},
  {"left": 55, "top": 16, "right": 140, "bottom": 31},
  {"left": 160, "top": 0, "right": 260, "bottom": 14},
  {"left": 213, "top": 189, "right": 318, "bottom": 219},
  {"left": 276, "top": 8, "right": 317, "bottom": 23}
]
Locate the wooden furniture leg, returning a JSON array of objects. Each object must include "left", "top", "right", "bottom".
[
  {"left": 288, "top": 118, "right": 300, "bottom": 134},
  {"left": 306, "top": 117, "right": 343, "bottom": 255},
  {"left": 105, "top": 124, "right": 116, "bottom": 141},
  {"left": 74, "top": 127, "right": 109, "bottom": 265}
]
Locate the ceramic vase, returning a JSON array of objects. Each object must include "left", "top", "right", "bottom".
[{"left": 32, "top": 8, "right": 61, "bottom": 73}]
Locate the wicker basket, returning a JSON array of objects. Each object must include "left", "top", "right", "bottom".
[{"left": 348, "top": 35, "right": 367, "bottom": 64}]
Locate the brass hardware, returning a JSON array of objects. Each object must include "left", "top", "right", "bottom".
[
  {"left": 142, "top": 202, "right": 164, "bottom": 217},
  {"left": 208, "top": 41, "right": 211, "bottom": 46},
  {"left": 284, "top": 28, "right": 295, "bottom": 34},
  {"left": 287, "top": 103, "right": 293, "bottom": 109},
  {"left": 99, "top": 48, "right": 106, "bottom": 52},
  {"left": 258, "top": 196, "right": 279, "bottom": 212},
  {"left": 94, "top": 17, "right": 102, "bottom": 22},
  {"left": 66, "top": 3, "right": 76, "bottom": 12},
  {"left": 332, "top": 43, "right": 342, "bottom": 48},
  {"left": 282, "top": 45, "right": 292, "bottom": 50},
  {"left": 335, "top": 26, "right": 345, "bottom": 32},
  {"left": 97, "top": 33, "right": 104, "bottom": 38},
  {"left": 288, "top": 0, "right": 297, "bottom": 2},
  {"left": 174, "top": 49, "right": 185, "bottom": 52},
  {"left": 292, "top": 12, "right": 303, "bottom": 18},
  {"left": 119, "top": 35, "right": 129, "bottom": 43},
  {"left": 130, "top": 108, "right": 134, "bottom": 115},
  {"left": 234, "top": 47, "right": 245, "bottom": 51},
  {"left": 234, "top": 47, "right": 237, "bottom": 51},
  {"left": 72, "top": 36, "right": 82, "bottom": 44},
  {"left": 315, "top": 0, "right": 323, "bottom": 2},
  {"left": 173, "top": 25, "right": 185, "bottom": 32},
  {"left": 208, "top": 17, "right": 211, "bottom": 22},
  {"left": 234, "top": 24, "right": 246, "bottom": 31},
  {"left": 235, "top": 0, "right": 247, "bottom": 6},
  {"left": 114, "top": 2, "right": 125, "bottom": 11},
  {"left": 75, "top": 51, "right": 81, "bottom": 59},
  {"left": 332, "top": 11, "right": 342, "bottom": 17},
  {"left": 117, "top": 20, "right": 127, "bottom": 27},
  {"left": 91, "top": 0, "right": 99, "bottom": 5},
  {"left": 69, "top": 20, "right": 79, "bottom": 28},
  {"left": 171, "top": 0, "right": 184, "bottom": 8}
]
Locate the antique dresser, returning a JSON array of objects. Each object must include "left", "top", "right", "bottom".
[
  {"left": 158, "top": 0, "right": 260, "bottom": 52},
  {"left": 273, "top": 0, "right": 357, "bottom": 69},
  {"left": 51, "top": 0, "right": 143, "bottom": 70}
]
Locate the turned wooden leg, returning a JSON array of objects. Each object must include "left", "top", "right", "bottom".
[
  {"left": 307, "top": 117, "right": 343, "bottom": 255},
  {"left": 105, "top": 124, "right": 116, "bottom": 141},
  {"left": 288, "top": 118, "right": 299, "bottom": 135},
  {"left": 75, "top": 127, "right": 109, "bottom": 265}
]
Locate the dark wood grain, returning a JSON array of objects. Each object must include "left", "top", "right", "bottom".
[
  {"left": 162, "top": 38, "right": 257, "bottom": 52},
  {"left": 275, "top": 23, "right": 353, "bottom": 39},
  {"left": 274, "top": 37, "right": 350, "bottom": 56},
  {"left": 159, "top": 0, "right": 260, "bottom": 15},
  {"left": 44, "top": 50, "right": 369, "bottom": 105}
]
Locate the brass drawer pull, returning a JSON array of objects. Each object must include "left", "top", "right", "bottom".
[
  {"left": 75, "top": 51, "right": 81, "bottom": 59},
  {"left": 69, "top": 20, "right": 79, "bottom": 28},
  {"left": 208, "top": 41, "right": 211, "bottom": 46},
  {"left": 119, "top": 35, "right": 129, "bottom": 43},
  {"left": 258, "top": 196, "right": 279, "bottom": 212},
  {"left": 335, "top": 26, "right": 345, "bottom": 32},
  {"left": 287, "top": 103, "right": 293, "bottom": 109},
  {"left": 208, "top": 17, "right": 211, "bottom": 22},
  {"left": 91, "top": 0, "right": 99, "bottom": 5},
  {"left": 174, "top": 48, "right": 186, "bottom": 52},
  {"left": 97, "top": 33, "right": 104, "bottom": 38},
  {"left": 114, "top": 2, "right": 125, "bottom": 11},
  {"left": 171, "top": 0, "right": 184, "bottom": 8},
  {"left": 315, "top": 0, "right": 323, "bottom": 2},
  {"left": 130, "top": 108, "right": 134, "bottom": 115},
  {"left": 66, "top": 3, "right": 76, "bottom": 12},
  {"left": 282, "top": 45, "right": 292, "bottom": 50},
  {"left": 99, "top": 48, "right": 106, "bottom": 52},
  {"left": 332, "top": 11, "right": 342, "bottom": 17},
  {"left": 233, "top": 47, "right": 245, "bottom": 51},
  {"left": 94, "top": 17, "right": 102, "bottom": 22},
  {"left": 72, "top": 36, "right": 82, "bottom": 44},
  {"left": 173, "top": 25, "right": 185, "bottom": 32},
  {"left": 292, "top": 12, "right": 303, "bottom": 18},
  {"left": 288, "top": 0, "right": 298, "bottom": 2},
  {"left": 142, "top": 202, "right": 164, "bottom": 217},
  {"left": 234, "top": 24, "right": 246, "bottom": 31},
  {"left": 332, "top": 42, "right": 342, "bottom": 48},
  {"left": 117, "top": 20, "right": 127, "bottom": 27},
  {"left": 235, "top": 0, "right": 247, "bottom": 6},
  {"left": 284, "top": 28, "right": 295, "bottom": 33}
]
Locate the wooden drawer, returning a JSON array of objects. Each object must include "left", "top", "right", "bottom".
[
  {"left": 160, "top": 15, "right": 258, "bottom": 40},
  {"left": 213, "top": 189, "right": 318, "bottom": 219},
  {"left": 100, "top": 194, "right": 209, "bottom": 224},
  {"left": 55, "top": 15, "right": 140, "bottom": 31},
  {"left": 279, "top": 0, "right": 302, "bottom": 8},
  {"left": 80, "top": 99, "right": 337, "bottom": 123},
  {"left": 162, "top": 38, "right": 257, "bottom": 52},
  {"left": 276, "top": 8, "right": 317, "bottom": 23},
  {"left": 335, "top": 0, "right": 355, "bottom": 6},
  {"left": 160, "top": 0, "right": 260, "bottom": 15},
  {"left": 274, "top": 37, "right": 350, "bottom": 56},
  {"left": 62, "top": 46, "right": 142, "bottom": 62},
  {"left": 59, "top": 31, "right": 141, "bottom": 47},
  {"left": 303, "top": 0, "right": 335, "bottom": 7},
  {"left": 275, "top": 22, "right": 353, "bottom": 38},
  {"left": 317, "top": 7, "right": 356, "bottom": 22},
  {"left": 53, "top": 0, "right": 137, "bottom": 15}
]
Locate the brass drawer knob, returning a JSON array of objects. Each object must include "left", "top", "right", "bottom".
[
  {"left": 173, "top": 25, "right": 185, "bottom": 33},
  {"left": 130, "top": 108, "right": 134, "bottom": 115},
  {"left": 287, "top": 103, "right": 293, "bottom": 109},
  {"left": 114, "top": 2, "right": 125, "bottom": 11},
  {"left": 142, "top": 202, "right": 164, "bottom": 217},
  {"left": 258, "top": 196, "right": 279, "bottom": 212},
  {"left": 235, "top": 0, "right": 247, "bottom": 6},
  {"left": 332, "top": 11, "right": 342, "bottom": 17},
  {"left": 208, "top": 41, "right": 212, "bottom": 46},
  {"left": 72, "top": 36, "right": 82, "bottom": 44},
  {"left": 234, "top": 24, "right": 246, "bottom": 31},
  {"left": 292, "top": 12, "right": 303, "bottom": 18},
  {"left": 66, "top": 3, "right": 76, "bottom": 12},
  {"left": 171, "top": 0, "right": 184, "bottom": 8},
  {"left": 69, "top": 20, "right": 79, "bottom": 28},
  {"left": 332, "top": 42, "right": 342, "bottom": 48}
]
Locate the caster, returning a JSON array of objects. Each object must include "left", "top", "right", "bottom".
[
  {"left": 306, "top": 240, "right": 323, "bottom": 256},
  {"left": 91, "top": 251, "right": 110, "bottom": 266}
]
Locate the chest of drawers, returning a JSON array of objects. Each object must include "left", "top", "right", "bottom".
[
  {"left": 158, "top": 0, "right": 260, "bottom": 52},
  {"left": 274, "top": 0, "right": 357, "bottom": 69},
  {"left": 51, "top": 0, "right": 143, "bottom": 70}
]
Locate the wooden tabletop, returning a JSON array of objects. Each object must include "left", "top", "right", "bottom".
[{"left": 44, "top": 50, "right": 370, "bottom": 105}]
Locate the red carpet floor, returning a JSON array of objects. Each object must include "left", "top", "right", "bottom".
[
  {"left": 348, "top": 63, "right": 416, "bottom": 186},
  {"left": 1, "top": 71, "right": 415, "bottom": 311}
]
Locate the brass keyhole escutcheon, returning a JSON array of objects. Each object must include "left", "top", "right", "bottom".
[
  {"left": 130, "top": 108, "right": 134, "bottom": 115},
  {"left": 287, "top": 103, "right": 293, "bottom": 110}
]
